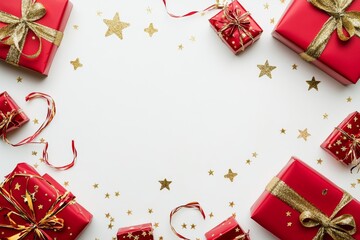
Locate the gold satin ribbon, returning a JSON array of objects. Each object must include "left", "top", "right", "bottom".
[
  {"left": 0, "top": 173, "right": 75, "bottom": 239},
  {"left": 335, "top": 127, "right": 360, "bottom": 172},
  {"left": 218, "top": 4, "right": 255, "bottom": 52},
  {"left": 0, "top": 0, "right": 63, "bottom": 65},
  {"left": 266, "top": 177, "right": 356, "bottom": 240},
  {"left": 300, "top": 0, "right": 360, "bottom": 61},
  {"left": 0, "top": 110, "right": 21, "bottom": 135}
]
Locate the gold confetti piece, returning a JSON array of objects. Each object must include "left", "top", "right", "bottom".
[
  {"left": 127, "top": 210, "right": 132, "bottom": 215},
  {"left": 38, "top": 204, "right": 43, "bottom": 210},
  {"left": 181, "top": 223, "right": 187, "bottom": 229},
  {"left": 306, "top": 76, "right": 321, "bottom": 91},
  {"left": 351, "top": 183, "right": 356, "bottom": 188},
  {"left": 154, "top": 222, "right": 159, "bottom": 228},
  {"left": 70, "top": 58, "right": 83, "bottom": 70},
  {"left": 96, "top": 11, "right": 103, "bottom": 16},
  {"left": 257, "top": 60, "right": 276, "bottom": 79},
  {"left": 93, "top": 183, "right": 99, "bottom": 189},
  {"left": 229, "top": 201, "right": 235, "bottom": 207},
  {"left": 252, "top": 152, "right": 258, "bottom": 158},
  {"left": 73, "top": 25, "right": 79, "bottom": 30},
  {"left": 108, "top": 223, "right": 114, "bottom": 229},
  {"left": 189, "top": 35, "right": 196, "bottom": 42},
  {"left": 232, "top": 213, "right": 237, "bottom": 218},
  {"left": 190, "top": 224, "right": 196, "bottom": 229},
  {"left": 298, "top": 128, "right": 311, "bottom": 141},
  {"left": 16, "top": 76, "right": 22, "bottom": 82},
  {"left": 34, "top": 163, "right": 39, "bottom": 168},
  {"left": 144, "top": 23, "right": 158, "bottom": 37},
  {"left": 40, "top": 138, "right": 45, "bottom": 143},
  {"left": 270, "top": 18, "right": 275, "bottom": 24},
  {"left": 292, "top": 64, "right": 298, "bottom": 70},
  {"left": 209, "top": 212, "right": 214, "bottom": 218},
  {"left": 178, "top": 44, "right": 184, "bottom": 50},
  {"left": 224, "top": 169, "right": 238, "bottom": 182},
  {"left": 33, "top": 119, "right": 39, "bottom": 124},
  {"left": 280, "top": 128, "right": 286, "bottom": 134},
  {"left": 105, "top": 213, "right": 111, "bottom": 218},
  {"left": 105, "top": 193, "right": 110, "bottom": 198},
  {"left": 357, "top": 179, "right": 360, "bottom": 184},
  {"left": 347, "top": 97, "right": 352, "bottom": 102},
  {"left": 32, "top": 151, "right": 37, "bottom": 156},
  {"left": 246, "top": 159, "right": 251, "bottom": 165},
  {"left": 146, "top": 7, "right": 152, "bottom": 14},
  {"left": 115, "top": 191, "right": 120, "bottom": 197},
  {"left": 208, "top": 169, "right": 214, "bottom": 175},
  {"left": 317, "top": 158, "right": 323, "bottom": 164},
  {"left": 148, "top": 208, "right": 153, "bottom": 214},
  {"left": 64, "top": 181, "right": 69, "bottom": 187},
  {"left": 159, "top": 178, "right": 172, "bottom": 190},
  {"left": 103, "top": 13, "right": 130, "bottom": 40},
  {"left": 323, "top": 113, "right": 329, "bottom": 119},
  {"left": 264, "top": 3, "right": 269, "bottom": 9}
]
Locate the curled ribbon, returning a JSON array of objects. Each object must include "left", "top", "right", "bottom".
[
  {"left": 0, "top": 0, "right": 63, "bottom": 65},
  {"left": 162, "top": 0, "right": 224, "bottom": 18},
  {"left": 218, "top": 4, "right": 254, "bottom": 51},
  {"left": 300, "top": 0, "right": 360, "bottom": 62},
  {"left": 266, "top": 177, "right": 356, "bottom": 240},
  {"left": 0, "top": 109, "right": 22, "bottom": 135},
  {"left": 1, "top": 92, "right": 76, "bottom": 171},
  {"left": 0, "top": 172, "right": 75, "bottom": 239},
  {"left": 170, "top": 202, "right": 206, "bottom": 240},
  {"left": 335, "top": 127, "right": 360, "bottom": 173}
]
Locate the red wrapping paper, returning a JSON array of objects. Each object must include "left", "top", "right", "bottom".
[
  {"left": 205, "top": 216, "right": 250, "bottom": 240},
  {"left": 0, "top": 91, "right": 29, "bottom": 136},
  {"left": 251, "top": 157, "right": 360, "bottom": 239},
  {"left": 209, "top": 1, "right": 262, "bottom": 54},
  {"left": 273, "top": 0, "right": 360, "bottom": 85},
  {"left": 0, "top": 163, "right": 92, "bottom": 239},
  {"left": 0, "top": 0, "right": 72, "bottom": 75},
  {"left": 117, "top": 223, "right": 153, "bottom": 240},
  {"left": 321, "top": 111, "right": 360, "bottom": 166}
]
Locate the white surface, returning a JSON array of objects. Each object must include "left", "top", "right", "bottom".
[{"left": 1, "top": 0, "right": 360, "bottom": 239}]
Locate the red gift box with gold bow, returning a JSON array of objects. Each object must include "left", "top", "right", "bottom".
[
  {"left": 0, "top": 0, "right": 72, "bottom": 75},
  {"left": 0, "top": 91, "right": 29, "bottom": 136},
  {"left": 205, "top": 216, "right": 250, "bottom": 240},
  {"left": 251, "top": 157, "right": 360, "bottom": 239},
  {"left": 0, "top": 163, "right": 92, "bottom": 239},
  {"left": 209, "top": 0, "right": 262, "bottom": 54},
  {"left": 273, "top": 0, "right": 360, "bottom": 85},
  {"left": 117, "top": 223, "right": 153, "bottom": 240}
]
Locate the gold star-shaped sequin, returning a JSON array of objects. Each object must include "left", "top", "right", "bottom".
[
  {"left": 108, "top": 223, "right": 114, "bottom": 229},
  {"left": 317, "top": 158, "right": 323, "bottom": 164},
  {"left": 154, "top": 222, "right": 159, "bottom": 228},
  {"left": 257, "top": 60, "right": 276, "bottom": 79},
  {"left": 159, "top": 178, "right": 172, "bottom": 190},
  {"left": 115, "top": 191, "right": 120, "bottom": 197},
  {"left": 146, "top": 7, "right": 152, "bottom": 14},
  {"left": 347, "top": 97, "right": 352, "bottom": 102},
  {"left": 306, "top": 76, "right": 321, "bottom": 91},
  {"left": 209, "top": 212, "right": 214, "bottom": 218},
  {"left": 105, "top": 193, "right": 110, "bottom": 198},
  {"left": 270, "top": 18, "right": 275, "bottom": 24},
  {"left": 323, "top": 113, "right": 329, "bottom": 119},
  {"left": 32, "top": 151, "right": 37, "bottom": 156},
  {"left": 64, "top": 181, "right": 69, "bottom": 187},
  {"left": 182, "top": 223, "right": 187, "bottom": 229},
  {"left": 73, "top": 25, "right": 79, "bottom": 30},
  {"left": 298, "top": 128, "right": 311, "bottom": 141},
  {"left": 264, "top": 3, "right": 269, "bottom": 9},
  {"left": 252, "top": 152, "right": 258, "bottom": 158},
  {"left": 208, "top": 169, "right": 214, "bottom": 175},
  {"left": 189, "top": 35, "right": 196, "bottom": 42},
  {"left": 292, "top": 64, "right": 298, "bottom": 70},
  {"left": 190, "top": 224, "right": 196, "bottom": 229},
  {"left": 93, "top": 183, "right": 99, "bottom": 189},
  {"left": 246, "top": 159, "right": 251, "bottom": 165},
  {"left": 16, "top": 76, "right": 23, "bottom": 83},
  {"left": 70, "top": 58, "right": 83, "bottom": 70},
  {"left": 127, "top": 210, "right": 132, "bottom": 215},
  {"left": 224, "top": 169, "right": 238, "bottom": 182},
  {"left": 351, "top": 183, "right": 356, "bottom": 188},
  {"left": 144, "top": 23, "right": 158, "bottom": 37},
  {"left": 103, "top": 13, "right": 130, "bottom": 40},
  {"left": 280, "top": 128, "right": 286, "bottom": 134},
  {"left": 229, "top": 201, "right": 235, "bottom": 207},
  {"left": 178, "top": 44, "right": 184, "bottom": 50},
  {"left": 33, "top": 119, "right": 39, "bottom": 124},
  {"left": 148, "top": 208, "right": 153, "bottom": 214}
]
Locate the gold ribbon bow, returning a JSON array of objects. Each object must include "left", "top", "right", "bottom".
[
  {"left": 267, "top": 177, "right": 356, "bottom": 240},
  {"left": 0, "top": 0, "right": 63, "bottom": 65},
  {"left": 0, "top": 173, "right": 75, "bottom": 239},
  {"left": 335, "top": 127, "right": 360, "bottom": 172},
  {"left": 218, "top": 4, "right": 254, "bottom": 51},
  {"left": 0, "top": 110, "right": 21, "bottom": 134},
  {"left": 300, "top": 0, "right": 360, "bottom": 62}
]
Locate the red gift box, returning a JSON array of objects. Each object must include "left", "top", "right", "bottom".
[
  {"left": 251, "top": 157, "right": 360, "bottom": 239},
  {"left": 117, "top": 223, "right": 153, "bottom": 240},
  {"left": 209, "top": 1, "right": 262, "bottom": 54},
  {"left": 205, "top": 216, "right": 250, "bottom": 240},
  {"left": 273, "top": 0, "right": 360, "bottom": 85},
  {"left": 0, "top": 0, "right": 72, "bottom": 75},
  {"left": 0, "top": 91, "right": 29, "bottom": 136},
  {"left": 0, "top": 163, "right": 92, "bottom": 239},
  {"left": 321, "top": 111, "right": 360, "bottom": 167}
]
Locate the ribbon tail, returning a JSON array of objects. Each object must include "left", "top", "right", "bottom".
[{"left": 5, "top": 27, "right": 28, "bottom": 65}]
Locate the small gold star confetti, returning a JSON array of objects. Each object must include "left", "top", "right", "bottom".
[
  {"left": 190, "top": 224, "right": 196, "bottom": 229},
  {"left": 323, "top": 113, "right": 329, "bottom": 119},
  {"left": 33, "top": 119, "right": 39, "bottom": 124},
  {"left": 306, "top": 76, "right": 321, "bottom": 91},
  {"left": 40, "top": 138, "right": 45, "bottom": 143},
  {"left": 108, "top": 223, "right": 114, "bottom": 229},
  {"left": 264, "top": 3, "right": 269, "bottom": 9},
  {"left": 209, "top": 212, "right": 214, "bottom": 218},
  {"left": 34, "top": 163, "right": 38, "bottom": 168},
  {"left": 347, "top": 97, "right": 352, "bottom": 102},
  {"left": 103, "top": 13, "right": 130, "bottom": 40},
  {"left": 286, "top": 211, "right": 291, "bottom": 217},
  {"left": 257, "top": 60, "right": 276, "bottom": 79},
  {"left": 73, "top": 25, "right": 79, "bottom": 30},
  {"left": 146, "top": 7, "right": 152, "bottom": 14},
  {"left": 287, "top": 222, "right": 292, "bottom": 227},
  {"left": 178, "top": 44, "right": 184, "bottom": 50},
  {"left": 15, "top": 183, "right": 21, "bottom": 190},
  {"left": 127, "top": 210, "right": 132, "bottom": 215},
  {"left": 270, "top": 18, "right": 275, "bottom": 24},
  {"left": 32, "top": 151, "right": 37, "bottom": 156},
  {"left": 351, "top": 183, "right": 356, "bottom": 188},
  {"left": 93, "top": 183, "right": 99, "bottom": 189},
  {"left": 96, "top": 11, "right": 103, "bottom": 16},
  {"left": 16, "top": 76, "right": 23, "bottom": 83},
  {"left": 317, "top": 158, "right": 323, "bottom": 164},
  {"left": 208, "top": 169, "right": 214, "bottom": 175},
  {"left": 64, "top": 181, "right": 69, "bottom": 187},
  {"left": 144, "top": 23, "right": 158, "bottom": 37},
  {"left": 159, "top": 178, "right": 172, "bottom": 190},
  {"left": 229, "top": 201, "right": 235, "bottom": 207},
  {"left": 38, "top": 204, "right": 43, "bottom": 210},
  {"left": 105, "top": 213, "right": 111, "bottom": 218},
  {"left": 189, "top": 35, "right": 196, "bottom": 42},
  {"left": 70, "top": 58, "right": 83, "bottom": 70},
  {"left": 105, "top": 193, "right": 110, "bottom": 198},
  {"left": 224, "top": 169, "right": 238, "bottom": 182},
  {"left": 292, "top": 64, "right": 298, "bottom": 70},
  {"left": 252, "top": 152, "right": 258, "bottom": 158},
  {"left": 246, "top": 159, "right": 251, "bottom": 165},
  {"left": 182, "top": 223, "right": 187, "bottom": 229},
  {"left": 115, "top": 191, "right": 120, "bottom": 197},
  {"left": 154, "top": 222, "right": 159, "bottom": 228},
  {"left": 148, "top": 208, "right": 153, "bottom": 214},
  {"left": 232, "top": 213, "right": 237, "bottom": 218},
  {"left": 298, "top": 128, "right": 311, "bottom": 141},
  {"left": 280, "top": 128, "right": 286, "bottom": 134}
]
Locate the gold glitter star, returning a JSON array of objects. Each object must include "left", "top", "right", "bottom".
[
  {"left": 148, "top": 208, "right": 153, "bottom": 214},
  {"left": 64, "top": 181, "right": 69, "bottom": 187},
  {"left": 323, "top": 113, "right": 328, "bottom": 119},
  {"left": 270, "top": 18, "right": 275, "bottom": 24},
  {"left": 154, "top": 222, "right": 159, "bottom": 228},
  {"left": 178, "top": 44, "right": 184, "bottom": 50},
  {"left": 252, "top": 152, "right": 258, "bottom": 158},
  {"left": 264, "top": 3, "right": 269, "bottom": 9},
  {"left": 224, "top": 169, "right": 238, "bottom": 182},
  {"left": 146, "top": 7, "right": 152, "bottom": 14},
  {"left": 292, "top": 64, "right": 298, "bottom": 70},
  {"left": 33, "top": 119, "right": 39, "bottom": 124},
  {"left": 306, "top": 76, "right": 321, "bottom": 91},
  {"left": 257, "top": 60, "right": 276, "bottom": 79},
  {"left": 105, "top": 213, "right": 111, "bottom": 218},
  {"left": 115, "top": 191, "right": 120, "bottom": 197},
  {"left": 208, "top": 169, "right": 214, "bottom": 175},
  {"left": 182, "top": 223, "right": 187, "bottom": 229},
  {"left": 15, "top": 183, "right": 21, "bottom": 190},
  {"left": 103, "top": 13, "right": 130, "bottom": 40},
  {"left": 16, "top": 76, "right": 23, "bottom": 82},
  {"left": 286, "top": 211, "right": 291, "bottom": 217},
  {"left": 317, "top": 158, "right": 323, "bottom": 164},
  {"left": 96, "top": 11, "right": 103, "bottom": 16},
  {"left": 298, "top": 128, "right": 311, "bottom": 141},
  {"left": 32, "top": 151, "right": 37, "bottom": 156},
  {"left": 40, "top": 138, "right": 45, "bottom": 143},
  {"left": 70, "top": 58, "right": 83, "bottom": 70},
  {"left": 229, "top": 201, "right": 235, "bottom": 207},
  {"left": 105, "top": 193, "right": 110, "bottom": 198},
  {"left": 190, "top": 224, "right": 196, "bottom": 229},
  {"left": 246, "top": 159, "right": 251, "bottom": 165},
  {"left": 73, "top": 25, "right": 79, "bottom": 30},
  {"left": 93, "top": 183, "right": 99, "bottom": 189},
  {"left": 127, "top": 210, "right": 132, "bottom": 215},
  {"left": 34, "top": 163, "right": 38, "bottom": 168},
  {"left": 347, "top": 97, "right": 352, "bottom": 102},
  {"left": 144, "top": 23, "right": 158, "bottom": 37},
  {"left": 108, "top": 223, "right": 114, "bottom": 229},
  {"left": 351, "top": 183, "right": 356, "bottom": 188},
  {"left": 209, "top": 212, "right": 214, "bottom": 218},
  {"left": 159, "top": 178, "right": 172, "bottom": 190},
  {"left": 280, "top": 128, "right": 286, "bottom": 134},
  {"left": 189, "top": 35, "right": 196, "bottom": 42},
  {"left": 232, "top": 213, "right": 237, "bottom": 218},
  {"left": 38, "top": 204, "right": 43, "bottom": 210}
]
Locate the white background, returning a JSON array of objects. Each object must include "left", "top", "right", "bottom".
[{"left": 1, "top": 0, "right": 360, "bottom": 239}]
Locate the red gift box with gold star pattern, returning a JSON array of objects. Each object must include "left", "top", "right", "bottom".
[
  {"left": 0, "top": 0, "right": 72, "bottom": 75},
  {"left": 117, "top": 223, "right": 153, "bottom": 240},
  {"left": 0, "top": 163, "right": 92, "bottom": 239},
  {"left": 205, "top": 216, "right": 250, "bottom": 240},
  {"left": 251, "top": 157, "right": 360, "bottom": 239},
  {"left": 321, "top": 111, "right": 360, "bottom": 167},
  {"left": 273, "top": 0, "right": 360, "bottom": 85},
  {"left": 0, "top": 91, "right": 29, "bottom": 136},
  {"left": 209, "top": 0, "right": 262, "bottom": 54}
]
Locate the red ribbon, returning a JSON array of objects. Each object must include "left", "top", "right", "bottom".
[
  {"left": 2, "top": 92, "right": 76, "bottom": 171},
  {"left": 162, "top": 0, "right": 223, "bottom": 18},
  {"left": 170, "top": 202, "right": 205, "bottom": 239}
]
